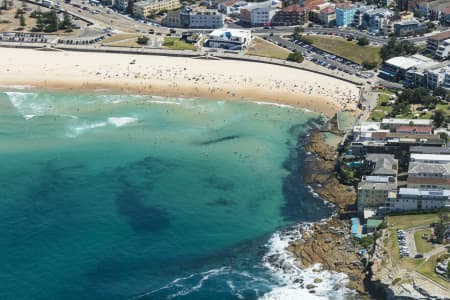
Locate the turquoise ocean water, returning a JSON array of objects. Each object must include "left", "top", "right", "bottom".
[{"left": 0, "top": 90, "right": 352, "bottom": 300}]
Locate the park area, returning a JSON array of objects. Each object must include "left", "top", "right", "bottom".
[
  {"left": 383, "top": 213, "right": 449, "bottom": 290},
  {"left": 163, "top": 37, "right": 196, "bottom": 51},
  {"left": 308, "top": 35, "right": 381, "bottom": 66},
  {"left": 246, "top": 37, "right": 291, "bottom": 60}
]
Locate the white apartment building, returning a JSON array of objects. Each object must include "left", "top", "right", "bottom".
[
  {"left": 239, "top": 1, "right": 277, "bottom": 26},
  {"left": 436, "top": 39, "right": 450, "bottom": 61},
  {"left": 387, "top": 188, "right": 450, "bottom": 212},
  {"left": 410, "top": 154, "right": 450, "bottom": 164},
  {"left": 426, "top": 66, "right": 450, "bottom": 90}
]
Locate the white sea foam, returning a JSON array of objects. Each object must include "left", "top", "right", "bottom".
[
  {"left": 147, "top": 100, "right": 181, "bottom": 105},
  {"left": 66, "top": 121, "right": 107, "bottom": 138},
  {"left": 0, "top": 84, "right": 34, "bottom": 90},
  {"left": 260, "top": 224, "right": 354, "bottom": 300},
  {"left": 253, "top": 101, "right": 296, "bottom": 109},
  {"left": 107, "top": 117, "right": 138, "bottom": 127},
  {"left": 6, "top": 92, "right": 50, "bottom": 119}
]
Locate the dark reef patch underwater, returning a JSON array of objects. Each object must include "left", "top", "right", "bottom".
[{"left": 0, "top": 91, "right": 354, "bottom": 300}]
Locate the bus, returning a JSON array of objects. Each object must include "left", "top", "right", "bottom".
[{"left": 42, "top": 0, "right": 54, "bottom": 8}]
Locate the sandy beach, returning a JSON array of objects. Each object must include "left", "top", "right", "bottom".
[{"left": 0, "top": 47, "right": 361, "bottom": 116}]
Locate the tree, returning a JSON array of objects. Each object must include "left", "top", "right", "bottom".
[
  {"left": 362, "top": 60, "right": 377, "bottom": 69},
  {"left": 44, "top": 10, "right": 58, "bottom": 32},
  {"left": 287, "top": 52, "right": 304, "bottom": 63},
  {"left": 293, "top": 26, "right": 304, "bottom": 36},
  {"left": 60, "top": 10, "right": 72, "bottom": 29},
  {"left": 137, "top": 36, "right": 149, "bottom": 45},
  {"left": 439, "top": 132, "right": 448, "bottom": 146},
  {"left": 36, "top": 14, "right": 44, "bottom": 31},
  {"left": 433, "top": 110, "right": 445, "bottom": 128},
  {"left": 357, "top": 37, "right": 369, "bottom": 46},
  {"left": 19, "top": 13, "right": 25, "bottom": 27},
  {"left": 435, "top": 221, "right": 446, "bottom": 244}
]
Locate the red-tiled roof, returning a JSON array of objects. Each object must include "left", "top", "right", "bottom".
[
  {"left": 395, "top": 125, "right": 433, "bottom": 133},
  {"left": 407, "top": 177, "right": 450, "bottom": 185},
  {"left": 303, "top": 0, "right": 326, "bottom": 10},
  {"left": 320, "top": 7, "right": 335, "bottom": 14},
  {"left": 371, "top": 132, "right": 388, "bottom": 139},
  {"left": 282, "top": 5, "right": 307, "bottom": 12},
  {"left": 429, "top": 30, "right": 450, "bottom": 41},
  {"left": 335, "top": 2, "right": 354, "bottom": 9},
  {"left": 222, "top": 0, "right": 240, "bottom": 7}
]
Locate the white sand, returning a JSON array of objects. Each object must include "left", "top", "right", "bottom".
[{"left": 0, "top": 47, "right": 361, "bottom": 116}]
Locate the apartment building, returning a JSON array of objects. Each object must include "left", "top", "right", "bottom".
[
  {"left": 387, "top": 188, "right": 450, "bottom": 212},
  {"left": 239, "top": 1, "right": 277, "bottom": 26},
  {"left": 133, "top": 0, "right": 181, "bottom": 18},
  {"left": 357, "top": 175, "right": 397, "bottom": 213},
  {"left": 427, "top": 30, "right": 450, "bottom": 55},
  {"left": 336, "top": 2, "right": 356, "bottom": 27},
  {"left": 407, "top": 162, "right": 450, "bottom": 189},
  {"left": 272, "top": 5, "right": 309, "bottom": 26}
]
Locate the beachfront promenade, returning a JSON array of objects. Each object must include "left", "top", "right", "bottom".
[{"left": 0, "top": 42, "right": 365, "bottom": 87}]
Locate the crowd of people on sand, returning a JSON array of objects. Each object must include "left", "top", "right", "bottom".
[{"left": 85, "top": 62, "right": 359, "bottom": 110}]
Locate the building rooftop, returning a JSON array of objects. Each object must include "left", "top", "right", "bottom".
[
  {"left": 209, "top": 28, "right": 250, "bottom": 40},
  {"left": 399, "top": 188, "right": 450, "bottom": 198},
  {"left": 429, "top": 30, "right": 450, "bottom": 42},
  {"left": 385, "top": 55, "right": 433, "bottom": 70},
  {"left": 320, "top": 6, "right": 335, "bottom": 14},
  {"left": 382, "top": 118, "right": 433, "bottom": 126},
  {"left": 281, "top": 5, "right": 307, "bottom": 12},
  {"left": 363, "top": 175, "right": 395, "bottom": 183},
  {"left": 395, "top": 125, "right": 433, "bottom": 133},
  {"left": 336, "top": 2, "right": 354, "bottom": 9},
  {"left": 410, "top": 146, "right": 450, "bottom": 154},
  {"left": 411, "top": 153, "right": 450, "bottom": 162},
  {"left": 408, "top": 162, "right": 450, "bottom": 175}
]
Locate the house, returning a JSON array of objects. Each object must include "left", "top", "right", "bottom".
[
  {"left": 407, "top": 162, "right": 450, "bottom": 189},
  {"left": 133, "top": 0, "right": 181, "bottom": 18},
  {"left": 386, "top": 188, "right": 450, "bottom": 212},
  {"left": 336, "top": 2, "right": 356, "bottom": 27},
  {"left": 357, "top": 175, "right": 397, "bottom": 213},
  {"left": 395, "top": 125, "right": 433, "bottom": 135},
  {"left": 206, "top": 28, "right": 251, "bottom": 50}
]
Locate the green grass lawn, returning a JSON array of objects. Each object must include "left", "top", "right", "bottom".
[
  {"left": 416, "top": 252, "right": 450, "bottom": 288},
  {"left": 246, "top": 37, "right": 291, "bottom": 60},
  {"left": 163, "top": 37, "right": 196, "bottom": 50},
  {"left": 414, "top": 229, "right": 434, "bottom": 254},
  {"left": 386, "top": 213, "right": 440, "bottom": 230},
  {"left": 308, "top": 35, "right": 381, "bottom": 65},
  {"left": 370, "top": 93, "right": 393, "bottom": 121}
]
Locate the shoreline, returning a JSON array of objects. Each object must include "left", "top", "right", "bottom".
[{"left": 0, "top": 47, "right": 361, "bottom": 117}]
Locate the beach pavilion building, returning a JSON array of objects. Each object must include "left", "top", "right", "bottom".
[{"left": 206, "top": 28, "right": 251, "bottom": 50}]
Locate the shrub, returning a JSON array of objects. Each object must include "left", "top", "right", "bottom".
[
  {"left": 137, "top": 36, "right": 149, "bottom": 45},
  {"left": 287, "top": 52, "right": 304, "bottom": 63}
]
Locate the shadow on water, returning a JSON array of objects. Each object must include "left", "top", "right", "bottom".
[
  {"left": 114, "top": 156, "right": 171, "bottom": 233},
  {"left": 195, "top": 135, "right": 240, "bottom": 146},
  {"left": 280, "top": 119, "right": 333, "bottom": 223}
]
